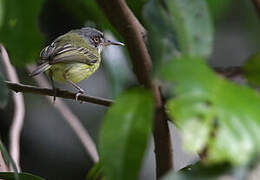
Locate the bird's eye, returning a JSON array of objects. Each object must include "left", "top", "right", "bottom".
[{"left": 93, "top": 36, "right": 100, "bottom": 43}]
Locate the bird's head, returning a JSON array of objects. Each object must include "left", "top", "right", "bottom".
[{"left": 77, "top": 27, "right": 125, "bottom": 53}]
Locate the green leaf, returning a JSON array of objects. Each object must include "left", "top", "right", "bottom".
[
  {"left": 0, "top": 172, "right": 45, "bottom": 180},
  {"left": 99, "top": 88, "right": 154, "bottom": 180},
  {"left": 0, "top": 139, "right": 18, "bottom": 173},
  {"left": 143, "top": 0, "right": 178, "bottom": 72},
  {"left": 0, "top": 0, "right": 4, "bottom": 28},
  {"left": 0, "top": 71, "right": 8, "bottom": 108},
  {"left": 206, "top": 0, "right": 232, "bottom": 22},
  {"left": 163, "top": 171, "right": 212, "bottom": 180},
  {"left": 243, "top": 52, "right": 260, "bottom": 86},
  {"left": 0, "top": 0, "right": 44, "bottom": 66},
  {"left": 126, "top": 0, "right": 148, "bottom": 21},
  {"left": 143, "top": 0, "right": 214, "bottom": 73},
  {"left": 166, "top": 0, "right": 214, "bottom": 58},
  {"left": 161, "top": 58, "right": 260, "bottom": 165},
  {"left": 162, "top": 163, "right": 246, "bottom": 180},
  {"left": 86, "top": 162, "right": 103, "bottom": 180}
]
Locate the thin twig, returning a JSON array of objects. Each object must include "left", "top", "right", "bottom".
[
  {"left": 95, "top": 0, "right": 173, "bottom": 178},
  {"left": 5, "top": 81, "right": 113, "bottom": 107},
  {"left": 0, "top": 44, "right": 25, "bottom": 172},
  {"left": 27, "top": 65, "right": 101, "bottom": 162}
]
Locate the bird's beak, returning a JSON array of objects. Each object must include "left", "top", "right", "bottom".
[{"left": 103, "top": 39, "right": 125, "bottom": 46}]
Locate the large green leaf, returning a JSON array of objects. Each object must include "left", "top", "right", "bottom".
[
  {"left": 0, "top": 172, "right": 44, "bottom": 180},
  {"left": 161, "top": 58, "right": 260, "bottom": 165},
  {"left": 166, "top": 0, "right": 214, "bottom": 58},
  {"left": 99, "top": 88, "right": 154, "bottom": 180},
  {"left": 0, "top": 71, "right": 8, "bottom": 109},
  {"left": 0, "top": 0, "right": 44, "bottom": 66},
  {"left": 143, "top": 0, "right": 213, "bottom": 74}
]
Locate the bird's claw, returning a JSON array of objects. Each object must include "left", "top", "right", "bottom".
[
  {"left": 75, "top": 90, "right": 85, "bottom": 103},
  {"left": 52, "top": 88, "right": 57, "bottom": 104}
]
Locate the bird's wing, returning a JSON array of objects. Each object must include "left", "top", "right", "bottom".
[
  {"left": 39, "top": 43, "right": 98, "bottom": 66},
  {"left": 51, "top": 44, "right": 98, "bottom": 65},
  {"left": 39, "top": 32, "right": 98, "bottom": 66}
]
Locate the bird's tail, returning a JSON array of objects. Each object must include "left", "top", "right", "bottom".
[{"left": 29, "top": 62, "right": 51, "bottom": 77}]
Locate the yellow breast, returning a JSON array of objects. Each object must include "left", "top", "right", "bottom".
[{"left": 49, "top": 62, "right": 100, "bottom": 83}]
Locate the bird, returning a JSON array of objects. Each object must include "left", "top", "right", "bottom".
[{"left": 30, "top": 27, "right": 124, "bottom": 101}]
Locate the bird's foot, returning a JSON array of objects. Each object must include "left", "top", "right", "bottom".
[
  {"left": 75, "top": 90, "right": 85, "bottom": 103},
  {"left": 52, "top": 88, "right": 58, "bottom": 104}
]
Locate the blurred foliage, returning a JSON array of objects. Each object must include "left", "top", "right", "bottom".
[
  {"left": 143, "top": 0, "right": 178, "bottom": 73},
  {"left": 243, "top": 52, "right": 260, "bottom": 86},
  {"left": 0, "top": 0, "right": 4, "bottom": 28},
  {"left": 127, "top": 0, "right": 148, "bottom": 22},
  {"left": 162, "top": 163, "right": 233, "bottom": 180},
  {"left": 143, "top": 0, "right": 213, "bottom": 75},
  {"left": 161, "top": 58, "right": 260, "bottom": 165},
  {"left": 0, "top": 71, "right": 8, "bottom": 109},
  {"left": 0, "top": 172, "right": 44, "bottom": 180},
  {"left": 86, "top": 161, "right": 103, "bottom": 180},
  {"left": 0, "top": 0, "right": 44, "bottom": 66},
  {"left": 206, "top": 0, "right": 232, "bottom": 22},
  {"left": 240, "top": 0, "right": 260, "bottom": 44},
  {"left": 99, "top": 88, "right": 154, "bottom": 180},
  {"left": 0, "top": 139, "right": 18, "bottom": 174},
  {"left": 55, "top": 0, "right": 147, "bottom": 40},
  {"left": 58, "top": 0, "right": 110, "bottom": 29},
  {"left": 165, "top": 0, "right": 214, "bottom": 59}
]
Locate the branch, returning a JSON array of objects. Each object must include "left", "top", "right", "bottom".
[
  {"left": 27, "top": 65, "right": 100, "bottom": 163},
  {"left": 5, "top": 81, "right": 113, "bottom": 107},
  {"left": 0, "top": 44, "right": 25, "bottom": 172},
  {"left": 213, "top": 66, "right": 242, "bottom": 78},
  {"left": 252, "top": 0, "right": 260, "bottom": 16},
  {"left": 95, "top": 0, "right": 173, "bottom": 178},
  {"left": 95, "top": 0, "right": 152, "bottom": 87}
]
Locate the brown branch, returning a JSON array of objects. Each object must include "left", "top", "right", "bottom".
[
  {"left": 95, "top": 0, "right": 173, "bottom": 178},
  {"left": 96, "top": 0, "right": 152, "bottom": 87},
  {"left": 252, "top": 0, "right": 260, "bottom": 16},
  {"left": 5, "top": 81, "right": 113, "bottom": 107}
]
